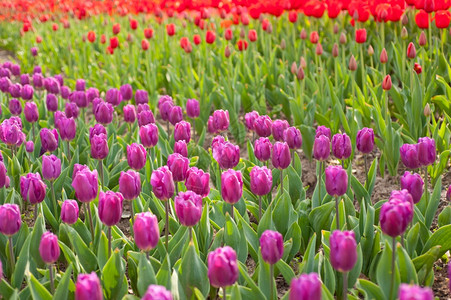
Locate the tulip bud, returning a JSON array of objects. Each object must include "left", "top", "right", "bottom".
[
  {"left": 417, "top": 137, "right": 436, "bottom": 166},
  {"left": 333, "top": 24, "right": 339, "bottom": 34},
  {"left": 280, "top": 39, "right": 286, "bottom": 50},
  {"left": 9, "top": 98, "right": 22, "bottom": 115},
  {"left": 42, "top": 154, "right": 61, "bottom": 181},
  {"left": 72, "top": 165, "right": 98, "bottom": 202},
  {"left": 254, "top": 115, "right": 272, "bottom": 137},
  {"left": 24, "top": 102, "right": 39, "bottom": 123},
  {"left": 401, "top": 13, "right": 409, "bottom": 25},
  {"left": 169, "top": 106, "right": 183, "bottom": 126},
  {"left": 20, "top": 172, "right": 46, "bottom": 204},
  {"left": 382, "top": 74, "right": 392, "bottom": 91},
  {"left": 75, "top": 79, "right": 86, "bottom": 92},
  {"left": 254, "top": 137, "right": 272, "bottom": 162},
  {"left": 332, "top": 43, "right": 339, "bottom": 57},
  {"left": 224, "top": 46, "right": 231, "bottom": 58},
  {"left": 367, "top": 45, "right": 374, "bottom": 56},
  {"left": 400, "top": 171, "right": 424, "bottom": 204},
  {"left": 380, "top": 48, "right": 388, "bottom": 64},
  {"left": 260, "top": 230, "right": 284, "bottom": 264},
  {"left": 330, "top": 230, "right": 357, "bottom": 272},
  {"left": 174, "top": 191, "right": 203, "bottom": 227},
  {"left": 75, "top": 272, "right": 103, "bottom": 300},
  {"left": 419, "top": 31, "right": 427, "bottom": 46},
  {"left": 325, "top": 165, "right": 348, "bottom": 197},
  {"left": 291, "top": 62, "right": 298, "bottom": 74},
  {"left": 315, "top": 43, "right": 323, "bottom": 56},
  {"left": 300, "top": 29, "right": 307, "bottom": 40},
  {"left": 61, "top": 200, "right": 79, "bottom": 224},
  {"left": 245, "top": 111, "right": 259, "bottom": 131},
  {"left": 289, "top": 273, "right": 321, "bottom": 300},
  {"left": 0, "top": 204, "right": 21, "bottom": 236},
  {"left": 284, "top": 127, "right": 302, "bottom": 149},
  {"left": 120, "top": 84, "right": 133, "bottom": 101},
  {"left": 356, "top": 127, "right": 374, "bottom": 153},
  {"left": 151, "top": 166, "right": 175, "bottom": 201},
  {"left": 123, "top": 105, "right": 136, "bottom": 123},
  {"left": 310, "top": 31, "right": 319, "bottom": 44},
  {"left": 186, "top": 99, "right": 200, "bottom": 119},
  {"left": 348, "top": 55, "right": 357, "bottom": 71},
  {"left": 127, "top": 143, "right": 147, "bottom": 170},
  {"left": 119, "top": 170, "right": 141, "bottom": 200},
  {"left": 174, "top": 140, "right": 188, "bottom": 157},
  {"left": 98, "top": 191, "right": 123, "bottom": 226},
  {"left": 40, "top": 128, "right": 59, "bottom": 153},
  {"left": 299, "top": 57, "right": 307, "bottom": 69},
  {"left": 398, "top": 284, "right": 433, "bottom": 300},
  {"left": 39, "top": 232, "right": 60, "bottom": 264},
  {"left": 272, "top": 142, "right": 291, "bottom": 169},
  {"left": 339, "top": 33, "right": 347, "bottom": 44},
  {"left": 21, "top": 84, "right": 34, "bottom": 100},
  {"left": 212, "top": 110, "right": 229, "bottom": 133},
  {"left": 134, "top": 212, "right": 159, "bottom": 252},
  {"left": 401, "top": 27, "right": 408, "bottom": 40},
  {"left": 331, "top": 133, "right": 351, "bottom": 160},
  {"left": 313, "top": 135, "right": 330, "bottom": 161},
  {"left": 25, "top": 141, "right": 34, "bottom": 153},
  {"left": 90, "top": 133, "right": 109, "bottom": 160},
  {"left": 46, "top": 94, "right": 58, "bottom": 112},
  {"left": 207, "top": 246, "right": 239, "bottom": 288},
  {"left": 400, "top": 144, "right": 420, "bottom": 169},
  {"left": 296, "top": 66, "right": 305, "bottom": 80},
  {"left": 250, "top": 166, "right": 272, "bottom": 196},
  {"left": 167, "top": 153, "right": 189, "bottom": 182},
  {"left": 380, "top": 190, "right": 413, "bottom": 237},
  {"left": 174, "top": 121, "right": 191, "bottom": 142},
  {"left": 272, "top": 120, "right": 289, "bottom": 141},
  {"left": 407, "top": 42, "right": 416, "bottom": 59},
  {"left": 142, "top": 285, "right": 172, "bottom": 300},
  {"left": 221, "top": 169, "right": 243, "bottom": 204}
]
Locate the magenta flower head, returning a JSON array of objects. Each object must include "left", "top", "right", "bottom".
[
  {"left": 447, "top": 185, "right": 451, "bottom": 202},
  {"left": 138, "top": 110, "right": 155, "bottom": 127},
  {"left": 0, "top": 161, "right": 7, "bottom": 188},
  {"left": 127, "top": 143, "right": 147, "bottom": 170},
  {"left": 151, "top": 166, "right": 175, "bottom": 201},
  {"left": 134, "top": 212, "right": 159, "bottom": 252},
  {"left": 42, "top": 154, "right": 61, "bottom": 181},
  {"left": 330, "top": 230, "right": 357, "bottom": 272},
  {"left": 139, "top": 124, "right": 159, "bottom": 148},
  {"left": 135, "top": 90, "right": 149, "bottom": 105},
  {"left": 120, "top": 84, "right": 133, "bottom": 101},
  {"left": 0, "top": 204, "right": 21, "bottom": 236},
  {"left": 98, "top": 191, "right": 123, "bottom": 226},
  {"left": 272, "top": 119, "right": 289, "bottom": 141},
  {"left": 119, "top": 170, "right": 141, "bottom": 200},
  {"left": 123, "top": 104, "right": 136, "bottom": 123},
  {"left": 142, "top": 285, "right": 172, "bottom": 300},
  {"left": 260, "top": 230, "right": 284, "bottom": 265},
  {"left": 400, "top": 171, "right": 424, "bottom": 204},
  {"left": 158, "top": 96, "right": 174, "bottom": 121},
  {"left": 167, "top": 153, "right": 189, "bottom": 182},
  {"left": 72, "top": 165, "right": 98, "bottom": 202},
  {"left": 174, "top": 140, "right": 188, "bottom": 157},
  {"left": 289, "top": 273, "right": 321, "bottom": 300},
  {"left": 20, "top": 173, "right": 46, "bottom": 204},
  {"left": 174, "top": 121, "right": 191, "bottom": 142},
  {"left": 221, "top": 169, "right": 243, "bottom": 204},
  {"left": 25, "top": 141, "right": 34, "bottom": 153},
  {"left": 20, "top": 74, "right": 30, "bottom": 85},
  {"left": 169, "top": 106, "right": 183, "bottom": 125},
  {"left": 284, "top": 127, "right": 302, "bottom": 149},
  {"left": 400, "top": 144, "right": 420, "bottom": 169},
  {"left": 105, "top": 88, "right": 122, "bottom": 106},
  {"left": 254, "top": 115, "right": 272, "bottom": 137},
  {"left": 207, "top": 246, "right": 239, "bottom": 288},
  {"left": 40, "top": 128, "right": 59, "bottom": 153},
  {"left": 71, "top": 91, "right": 88, "bottom": 108},
  {"left": 254, "top": 137, "right": 272, "bottom": 162},
  {"left": 0, "top": 117, "right": 23, "bottom": 146},
  {"left": 61, "top": 86, "right": 71, "bottom": 99},
  {"left": 86, "top": 87, "right": 99, "bottom": 103},
  {"left": 174, "top": 191, "right": 203, "bottom": 227},
  {"left": 24, "top": 101, "right": 39, "bottom": 123},
  {"left": 57, "top": 116, "right": 76, "bottom": 141},
  {"left": 245, "top": 111, "right": 259, "bottom": 131},
  {"left": 90, "top": 133, "right": 109, "bottom": 160},
  {"left": 61, "top": 200, "right": 79, "bottom": 225},
  {"left": 214, "top": 141, "right": 240, "bottom": 169},
  {"left": 207, "top": 116, "right": 216, "bottom": 134},
  {"left": 9, "top": 98, "right": 22, "bottom": 115},
  {"left": 272, "top": 142, "right": 291, "bottom": 169},
  {"left": 332, "top": 133, "right": 352, "bottom": 160},
  {"left": 316, "top": 126, "right": 331, "bottom": 140},
  {"left": 94, "top": 101, "right": 114, "bottom": 125},
  {"left": 250, "top": 166, "right": 273, "bottom": 196},
  {"left": 185, "top": 167, "right": 210, "bottom": 197},
  {"left": 46, "top": 94, "right": 58, "bottom": 112},
  {"left": 417, "top": 137, "right": 436, "bottom": 166},
  {"left": 75, "top": 272, "right": 103, "bottom": 300},
  {"left": 9, "top": 83, "right": 21, "bottom": 98},
  {"left": 186, "top": 99, "right": 200, "bottom": 119},
  {"left": 325, "top": 165, "right": 348, "bottom": 197},
  {"left": 356, "top": 127, "right": 374, "bottom": 153},
  {"left": 75, "top": 79, "right": 86, "bottom": 92},
  {"left": 31, "top": 47, "right": 38, "bottom": 57},
  {"left": 313, "top": 134, "right": 330, "bottom": 161},
  {"left": 89, "top": 124, "right": 106, "bottom": 140},
  {"left": 39, "top": 232, "right": 60, "bottom": 264},
  {"left": 138, "top": 104, "right": 151, "bottom": 114},
  {"left": 213, "top": 109, "right": 230, "bottom": 133},
  {"left": 21, "top": 84, "right": 34, "bottom": 100},
  {"left": 0, "top": 77, "right": 11, "bottom": 93},
  {"left": 65, "top": 102, "right": 79, "bottom": 119},
  {"left": 398, "top": 284, "right": 433, "bottom": 300},
  {"left": 380, "top": 190, "right": 414, "bottom": 237}
]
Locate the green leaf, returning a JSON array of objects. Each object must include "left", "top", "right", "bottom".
[
  {"left": 421, "top": 224, "right": 451, "bottom": 257},
  {"left": 54, "top": 264, "right": 73, "bottom": 300},
  {"left": 308, "top": 202, "right": 334, "bottom": 234},
  {"left": 230, "top": 284, "right": 242, "bottom": 300},
  {"left": 376, "top": 240, "right": 400, "bottom": 300},
  {"left": 275, "top": 259, "right": 295, "bottom": 285},
  {"left": 178, "top": 243, "right": 210, "bottom": 298},
  {"left": 97, "top": 231, "right": 109, "bottom": 271},
  {"left": 356, "top": 279, "right": 386, "bottom": 300},
  {"left": 137, "top": 252, "right": 157, "bottom": 296},
  {"left": 101, "top": 249, "right": 127, "bottom": 300},
  {"left": 238, "top": 262, "right": 266, "bottom": 300},
  {"left": 156, "top": 253, "right": 172, "bottom": 289},
  {"left": 424, "top": 177, "right": 442, "bottom": 229},
  {"left": 63, "top": 224, "right": 98, "bottom": 272},
  {"left": 30, "top": 214, "right": 45, "bottom": 268},
  {"left": 396, "top": 243, "right": 418, "bottom": 284},
  {"left": 302, "top": 233, "right": 317, "bottom": 274},
  {"left": 27, "top": 272, "right": 52, "bottom": 300},
  {"left": 11, "top": 234, "right": 31, "bottom": 289}
]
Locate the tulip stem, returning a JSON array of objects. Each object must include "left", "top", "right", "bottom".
[
  {"left": 423, "top": 167, "right": 429, "bottom": 207},
  {"left": 32, "top": 122, "right": 36, "bottom": 142},
  {"left": 192, "top": 119, "right": 196, "bottom": 143},
  {"left": 189, "top": 226, "right": 193, "bottom": 242},
  {"left": 98, "top": 160, "right": 104, "bottom": 190},
  {"left": 86, "top": 203, "right": 95, "bottom": 241},
  {"left": 223, "top": 287, "right": 227, "bottom": 300},
  {"left": 8, "top": 236, "right": 15, "bottom": 275},
  {"left": 231, "top": 204, "right": 234, "bottom": 220},
  {"left": 389, "top": 237, "right": 396, "bottom": 300},
  {"left": 166, "top": 121, "right": 170, "bottom": 139},
  {"left": 259, "top": 196, "right": 262, "bottom": 221},
  {"left": 49, "top": 264, "right": 54, "bottom": 293},
  {"left": 360, "top": 45, "right": 365, "bottom": 96},
  {"left": 364, "top": 154, "right": 368, "bottom": 184},
  {"left": 50, "top": 181, "right": 57, "bottom": 217},
  {"left": 34, "top": 203, "right": 39, "bottom": 222},
  {"left": 318, "top": 161, "right": 322, "bottom": 205},
  {"left": 130, "top": 199, "right": 135, "bottom": 225},
  {"left": 146, "top": 251, "right": 150, "bottom": 260},
  {"left": 335, "top": 196, "right": 340, "bottom": 229},
  {"left": 108, "top": 226, "right": 112, "bottom": 258},
  {"left": 280, "top": 169, "right": 283, "bottom": 195},
  {"left": 165, "top": 200, "right": 169, "bottom": 251},
  {"left": 269, "top": 264, "right": 274, "bottom": 300},
  {"left": 66, "top": 141, "right": 71, "bottom": 161},
  {"left": 342, "top": 271, "right": 348, "bottom": 300}
]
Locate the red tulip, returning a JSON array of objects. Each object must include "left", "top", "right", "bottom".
[
  {"left": 87, "top": 31, "right": 96, "bottom": 43},
  {"left": 310, "top": 31, "right": 319, "bottom": 44},
  {"left": 435, "top": 10, "right": 451, "bottom": 29},
  {"left": 166, "top": 24, "right": 175, "bottom": 36},
  {"left": 52, "top": 23, "right": 58, "bottom": 31},
  {"left": 415, "top": 10, "right": 430, "bottom": 29},
  {"left": 206, "top": 30, "right": 216, "bottom": 44},
  {"left": 110, "top": 37, "right": 119, "bottom": 49},
  {"left": 288, "top": 11, "right": 298, "bottom": 23},
  {"left": 112, "top": 23, "right": 120, "bottom": 35},
  {"left": 414, "top": 63, "right": 422, "bottom": 74},
  {"left": 237, "top": 39, "right": 248, "bottom": 51},
  {"left": 141, "top": 39, "right": 149, "bottom": 51},
  {"left": 407, "top": 42, "right": 416, "bottom": 59},
  {"left": 248, "top": 29, "right": 257, "bottom": 42},
  {"left": 130, "top": 19, "right": 138, "bottom": 30},
  {"left": 193, "top": 34, "right": 201, "bottom": 45},
  {"left": 382, "top": 75, "right": 392, "bottom": 91},
  {"left": 144, "top": 28, "right": 154, "bottom": 39},
  {"left": 355, "top": 28, "right": 367, "bottom": 43}
]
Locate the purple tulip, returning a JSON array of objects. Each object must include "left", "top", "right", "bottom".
[
  {"left": 25, "top": 141, "right": 34, "bottom": 153},
  {"left": 135, "top": 90, "right": 149, "bottom": 105},
  {"left": 169, "top": 106, "right": 183, "bottom": 125},
  {"left": 127, "top": 143, "right": 147, "bottom": 170},
  {"left": 120, "top": 84, "right": 133, "bottom": 101},
  {"left": 0, "top": 77, "right": 11, "bottom": 93},
  {"left": 272, "top": 142, "right": 291, "bottom": 169},
  {"left": 0, "top": 259, "right": 2, "bottom": 279},
  {"left": 105, "top": 88, "right": 122, "bottom": 106},
  {"left": 167, "top": 153, "right": 189, "bottom": 182},
  {"left": 214, "top": 141, "right": 240, "bottom": 169},
  {"left": 134, "top": 212, "right": 159, "bottom": 252},
  {"left": 20, "top": 74, "right": 30, "bottom": 85},
  {"left": 65, "top": 102, "right": 79, "bottom": 118},
  {"left": 137, "top": 110, "right": 155, "bottom": 127},
  {"left": 71, "top": 91, "right": 87, "bottom": 108},
  {"left": 417, "top": 137, "right": 436, "bottom": 166},
  {"left": 400, "top": 171, "right": 424, "bottom": 204},
  {"left": 72, "top": 165, "right": 98, "bottom": 202},
  {"left": 46, "top": 94, "right": 58, "bottom": 112},
  {"left": 325, "top": 165, "right": 348, "bottom": 197},
  {"left": 90, "top": 133, "right": 109, "bottom": 160},
  {"left": 250, "top": 166, "right": 273, "bottom": 196},
  {"left": 86, "top": 87, "right": 99, "bottom": 103},
  {"left": 186, "top": 99, "right": 200, "bottom": 119},
  {"left": 447, "top": 185, "right": 451, "bottom": 202},
  {"left": 33, "top": 66, "right": 42, "bottom": 74},
  {"left": 98, "top": 191, "right": 123, "bottom": 226},
  {"left": 315, "top": 126, "right": 331, "bottom": 140},
  {"left": 61, "top": 200, "right": 79, "bottom": 225},
  {"left": 9, "top": 83, "right": 22, "bottom": 98},
  {"left": 284, "top": 127, "right": 302, "bottom": 149},
  {"left": 11, "top": 64, "right": 20, "bottom": 76},
  {"left": 24, "top": 102, "right": 39, "bottom": 123},
  {"left": 332, "top": 133, "right": 352, "bottom": 160},
  {"left": 174, "top": 191, "right": 203, "bottom": 227},
  {"left": 158, "top": 96, "right": 174, "bottom": 122},
  {"left": 207, "top": 246, "right": 239, "bottom": 288},
  {"left": 245, "top": 111, "right": 259, "bottom": 131},
  {"left": 380, "top": 190, "right": 414, "bottom": 237},
  {"left": 400, "top": 144, "right": 420, "bottom": 169},
  {"left": 46, "top": 77, "right": 60, "bottom": 94},
  {"left": 94, "top": 100, "right": 114, "bottom": 125},
  {"left": 356, "top": 127, "right": 374, "bottom": 153},
  {"left": 174, "top": 140, "right": 188, "bottom": 157},
  {"left": 75, "top": 272, "right": 103, "bottom": 300},
  {"left": 0, "top": 117, "right": 23, "bottom": 146},
  {"left": 39, "top": 232, "right": 60, "bottom": 264},
  {"left": 0, "top": 161, "right": 6, "bottom": 188},
  {"left": 151, "top": 166, "right": 175, "bottom": 201},
  {"left": 174, "top": 121, "right": 191, "bottom": 143},
  {"left": 330, "top": 230, "right": 357, "bottom": 272},
  {"left": 0, "top": 204, "right": 21, "bottom": 236},
  {"left": 313, "top": 135, "right": 330, "bottom": 161},
  {"left": 289, "top": 273, "right": 321, "bottom": 300},
  {"left": 212, "top": 109, "right": 229, "bottom": 133},
  {"left": 57, "top": 116, "right": 76, "bottom": 141},
  {"left": 221, "top": 169, "right": 243, "bottom": 204},
  {"left": 42, "top": 154, "right": 61, "bottom": 181},
  {"left": 185, "top": 167, "right": 210, "bottom": 197},
  {"left": 254, "top": 115, "right": 272, "bottom": 137},
  {"left": 89, "top": 124, "right": 106, "bottom": 140},
  {"left": 260, "top": 230, "right": 284, "bottom": 265},
  {"left": 119, "top": 170, "right": 141, "bottom": 200},
  {"left": 272, "top": 119, "right": 289, "bottom": 141},
  {"left": 21, "top": 84, "right": 34, "bottom": 100},
  {"left": 207, "top": 116, "right": 216, "bottom": 134},
  {"left": 139, "top": 124, "right": 159, "bottom": 148},
  {"left": 61, "top": 86, "right": 71, "bottom": 99},
  {"left": 9, "top": 98, "right": 22, "bottom": 115},
  {"left": 20, "top": 172, "right": 46, "bottom": 204},
  {"left": 75, "top": 79, "right": 86, "bottom": 91},
  {"left": 398, "top": 284, "right": 433, "bottom": 300},
  {"left": 254, "top": 137, "right": 272, "bottom": 162},
  {"left": 142, "top": 285, "right": 172, "bottom": 300},
  {"left": 123, "top": 105, "right": 136, "bottom": 123}
]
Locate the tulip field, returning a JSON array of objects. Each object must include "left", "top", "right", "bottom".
[{"left": 1, "top": 0, "right": 451, "bottom": 299}]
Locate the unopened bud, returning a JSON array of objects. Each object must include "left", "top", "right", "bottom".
[
  {"left": 266, "top": 23, "right": 273, "bottom": 33},
  {"left": 299, "top": 57, "right": 306, "bottom": 69},
  {"left": 402, "top": 14, "right": 409, "bottom": 25},
  {"left": 280, "top": 39, "right": 286, "bottom": 50},
  {"left": 332, "top": 43, "right": 339, "bottom": 57},
  {"left": 419, "top": 31, "right": 427, "bottom": 46},
  {"left": 380, "top": 48, "right": 388, "bottom": 64},
  {"left": 315, "top": 43, "right": 323, "bottom": 56},
  {"left": 424, "top": 103, "right": 431, "bottom": 117},
  {"left": 296, "top": 67, "right": 305, "bottom": 80},
  {"left": 339, "top": 32, "right": 347, "bottom": 44},
  {"left": 348, "top": 55, "right": 357, "bottom": 71},
  {"left": 240, "top": 28, "right": 245, "bottom": 38},
  {"left": 300, "top": 29, "right": 307, "bottom": 40},
  {"left": 368, "top": 45, "right": 374, "bottom": 56},
  {"left": 291, "top": 62, "right": 298, "bottom": 74},
  {"left": 225, "top": 46, "right": 231, "bottom": 58},
  {"left": 333, "top": 24, "right": 339, "bottom": 34},
  {"left": 401, "top": 27, "right": 408, "bottom": 40}
]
